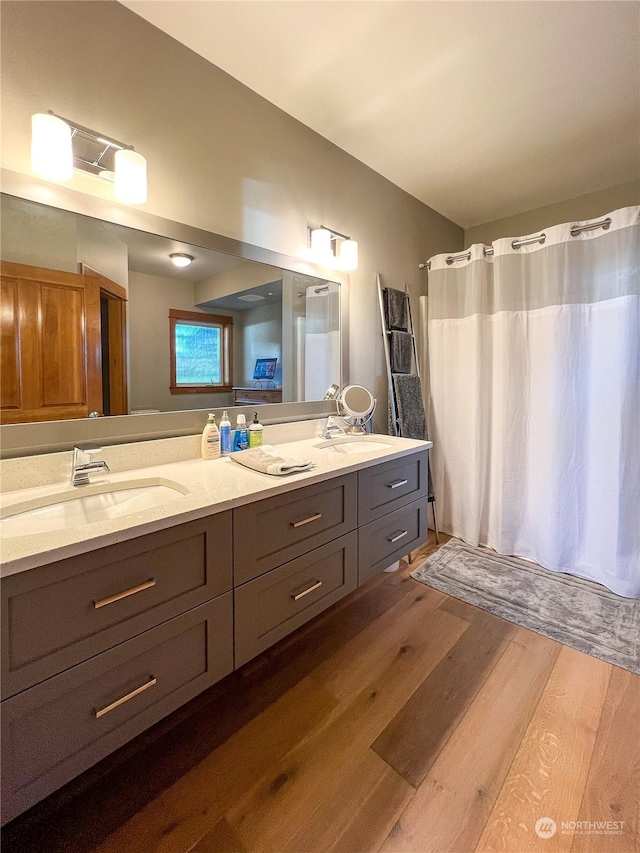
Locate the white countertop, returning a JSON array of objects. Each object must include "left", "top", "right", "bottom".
[{"left": 0, "top": 435, "right": 431, "bottom": 577}]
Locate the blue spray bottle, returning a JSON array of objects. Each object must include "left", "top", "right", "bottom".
[{"left": 220, "top": 410, "right": 232, "bottom": 455}]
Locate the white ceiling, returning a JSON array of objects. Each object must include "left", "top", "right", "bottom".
[{"left": 121, "top": 1, "right": 639, "bottom": 228}]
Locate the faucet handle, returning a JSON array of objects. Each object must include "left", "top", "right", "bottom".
[
  {"left": 71, "top": 445, "right": 109, "bottom": 485},
  {"left": 73, "top": 445, "right": 104, "bottom": 464}
]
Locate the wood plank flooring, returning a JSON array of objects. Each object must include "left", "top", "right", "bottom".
[{"left": 3, "top": 534, "right": 639, "bottom": 853}]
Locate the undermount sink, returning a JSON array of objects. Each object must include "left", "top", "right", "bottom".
[
  {"left": 314, "top": 436, "right": 394, "bottom": 454},
  {"left": 0, "top": 478, "right": 189, "bottom": 538}
]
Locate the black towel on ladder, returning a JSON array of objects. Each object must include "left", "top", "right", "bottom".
[
  {"left": 392, "top": 373, "right": 434, "bottom": 500},
  {"left": 384, "top": 287, "right": 408, "bottom": 331},
  {"left": 393, "top": 374, "right": 427, "bottom": 440},
  {"left": 389, "top": 331, "right": 412, "bottom": 374}
]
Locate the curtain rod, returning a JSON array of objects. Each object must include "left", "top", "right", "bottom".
[{"left": 418, "top": 216, "right": 612, "bottom": 270}]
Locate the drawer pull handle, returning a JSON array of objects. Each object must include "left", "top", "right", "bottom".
[
  {"left": 292, "top": 580, "right": 323, "bottom": 601},
  {"left": 388, "top": 530, "right": 408, "bottom": 543},
  {"left": 93, "top": 579, "right": 156, "bottom": 609},
  {"left": 291, "top": 512, "right": 323, "bottom": 529},
  {"left": 93, "top": 676, "right": 157, "bottom": 719},
  {"left": 387, "top": 479, "right": 409, "bottom": 490}
]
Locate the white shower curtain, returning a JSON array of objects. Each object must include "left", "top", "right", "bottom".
[{"left": 427, "top": 206, "right": 639, "bottom": 597}]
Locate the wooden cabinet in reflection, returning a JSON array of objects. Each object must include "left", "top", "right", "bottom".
[{"left": 0, "top": 262, "right": 128, "bottom": 424}]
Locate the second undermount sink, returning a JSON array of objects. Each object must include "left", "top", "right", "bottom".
[
  {"left": 314, "top": 436, "right": 394, "bottom": 454},
  {"left": 0, "top": 478, "right": 190, "bottom": 538}
]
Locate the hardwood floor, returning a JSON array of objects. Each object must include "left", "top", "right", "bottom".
[{"left": 3, "top": 534, "right": 639, "bottom": 853}]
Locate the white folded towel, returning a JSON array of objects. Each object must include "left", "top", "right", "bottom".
[{"left": 229, "top": 445, "right": 316, "bottom": 476}]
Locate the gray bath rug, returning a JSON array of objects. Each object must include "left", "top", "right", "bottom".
[{"left": 411, "top": 539, "right": 640, "bottom": 675}]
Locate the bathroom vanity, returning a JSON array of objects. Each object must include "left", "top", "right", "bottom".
[{"left": 0, "top": 433, "right": 429, "bottom": 822}]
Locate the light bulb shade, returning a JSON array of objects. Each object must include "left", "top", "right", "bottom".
[
  {"left": 31, "top": 113, "right": 73, "bottom": 181},
  {"left": 310, "top": 227, "right": 333, "bottom": 262},
  {"left": 114, "top": 149, "right": 147, "bottom": 204},
  {"left": 339, "top": 239, "right": 358, "bottom": 271},
  {"left": 170, "top": 253, "right": 194, "bottom": 268}
]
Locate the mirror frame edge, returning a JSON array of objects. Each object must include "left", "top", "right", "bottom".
[{"left": 0, "top": 168, "right": 349, "bottom": 457}]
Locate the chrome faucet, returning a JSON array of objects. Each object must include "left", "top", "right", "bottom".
[
  {"left": 322, "top": 416, "right": 346, "bottom": 440},
  {"left": 71, "top": 445, "right": 110, "bottom": 486}
]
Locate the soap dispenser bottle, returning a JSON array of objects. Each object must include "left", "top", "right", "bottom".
[
  {"left": 233, "top": 413, "right": 249, "bottom": 451},
  {"left": 220, "top": 410, "right": 232, "bottom": 455},
  {"left": 201, "top": 413, "right": 220, "bottom": 460},
  {"left": 249, "top": 411, "right": 264, "bottom": 447}
]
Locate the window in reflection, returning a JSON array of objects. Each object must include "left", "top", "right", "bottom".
[{"left": 169, "top": 310, "right": 232, "bottom": 394}]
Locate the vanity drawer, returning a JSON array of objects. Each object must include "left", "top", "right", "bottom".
[
  {"left": 1, "top": 512, "right": 232, "bottom": 699},
  {"left": 235, "top": 531, "right": 358, "bottom": 667},
  {"left": 1, "top": 594, "right": 233, "bottom": 824},
  {"left": 358, "top": 498, "right": 427, "bottom": 586},
  {"left": 358, "top": 450, "right": 428, "bottom": 525},
  {"left": 233, "top": 473, "right": 357, "bottom": 583}
]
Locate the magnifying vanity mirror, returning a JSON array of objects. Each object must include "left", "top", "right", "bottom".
[
  {"left": 0, "top": 193, "right": 344, "bottom": 437},
  {"left": 336, "top": 384, "right": 376, "bottom": 435}
]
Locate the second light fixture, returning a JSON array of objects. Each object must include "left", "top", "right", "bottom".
[{"left": 309, "top": 226, "right": 358, "bottom": 271}]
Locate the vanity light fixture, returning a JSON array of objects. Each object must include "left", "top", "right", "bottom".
[
  {"left": 169, "top": 253, "right": 194, "bottom": 268},
  {"left": 308, "top": 226, "right": 358, "bottom": 271},
  {"left": 30, "top": 111, "right": 148, "bottom": 204}
]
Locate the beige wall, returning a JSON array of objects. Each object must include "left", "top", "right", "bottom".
[
  {"left": 238, "top": 302, "right": 283, "bottom": 389},
  {"left": 1, "top": 194, "right": 129, "bottom": 287},
  {"left": 1, "top": 195, "right": 77, "bottom": 271},
  {"left": 0, "top": 0, "right": 463, "bottom": 424},
  {"left": 465, "top": 181, "right": 639, "bottom": 246},
  {"left": 76, "top": 217, "right": 129, "bottom": 289}
]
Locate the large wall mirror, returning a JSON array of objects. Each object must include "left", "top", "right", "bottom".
[{"left": 1, "top": 193, "right": 342, "bottom": 432}]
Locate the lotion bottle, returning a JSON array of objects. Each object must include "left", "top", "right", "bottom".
[
  {"left": 249, "top": 411, "right": 264, "bottom": 447},
  {"left": 201, "top": 413, "right": 220, "bottom": 459},
  {"left": 233, "top": 413, "right": 249, "bottom": 451},
  {"left": 220, "top": 410, "right": 232, "bottom": 455}
]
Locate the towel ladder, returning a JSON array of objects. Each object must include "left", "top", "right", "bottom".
[{"left": 376, "top": 274, "right": 439, "bottom": 547}]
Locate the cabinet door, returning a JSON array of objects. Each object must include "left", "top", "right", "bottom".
[
  {"left": 0, "top": 262, "right": 102, "bottom": 423},
  {"left": 358, "top": 450, "right": 427, "bottom": 525},
  {"left": 235, "top": 532, "right": 358, "bottom": 667},
  {"left": 1, "top": 595, "right": 233, "bottom": 825},
  {"left": 2, "top": 512, "right": 233, "bottom": 698},
  {"left": 234, "top": 474, "right": 357, "bottom": 583},
  {"left": 358, "top": 498, "right": 427, "bottom": 585},
  {"left": 0, "top": 275, "right": 21, "bottom": 413}
]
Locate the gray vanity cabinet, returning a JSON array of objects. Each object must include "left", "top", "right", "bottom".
[
  {"left": 2, "top": 597, "right": 232, "bottom": 823},
  {"left": 232, "top": 474, "right": 359, "bottom": 666},
  {"left": 1, "top": 512, "right": 234, "bottom": 823},
  {"left": 1, "top": 446, "right": 429, "bottom": 823},
  {"left": 232, "top": 450, "right": 429, "bottom": 664},
  {"left": 357, "top": 451, "right": 428, "bottom": 585}
]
